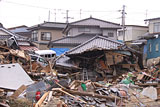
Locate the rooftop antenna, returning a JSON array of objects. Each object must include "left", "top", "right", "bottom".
[
  {"left": 54, "top": 9, "right": 56, "bottom": 22},
  {"left": 121, "top": 5, "right": 126, "bottom": 42},
  {"left": 80, "top": 9, "right": 82, "bottom": 19},
  {"left": 48, "top": 10, "right": 50, "bottom": 22}
]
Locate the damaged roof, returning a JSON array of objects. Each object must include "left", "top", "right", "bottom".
[
  {"left": 56, "top": 55, "right": 80, "bottom": 69},
  {"left": 0, "top": 63, "right": 33, "bottom": 90},
  {"left": 66, "top": 36, "right": 124, "bottom": 56}
]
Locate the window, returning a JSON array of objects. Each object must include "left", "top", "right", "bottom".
[
  {"left": 41, "top": 32, "right": 51, "bottom": 41},
  {"left": 78, "top": 27, "right": 90, "bottom": 32},
  {"left": 118, "top": 31, "right": 123, "bottom": 36},
  {"left": 31, "top": 31, "right": 38, "bottom": 41},
  {"left": 149, "top": 44, "right": 152, "bottom": 52},
  {"left": 31, "top": 56, "right": 38, "bottom": 61},
  {"left": 154, "top": 22, "right": 160, "bottom": 33},
  {"left": 108, "top": 32, "right": 114, "bottom": 37},
  {"left": 156, "top": 43, "right": 159, "bottom": 52}
]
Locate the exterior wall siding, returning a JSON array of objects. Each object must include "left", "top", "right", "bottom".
[
  {"left": 38, "top": 29, "right": 65, "bottom": 41},
  {"left": 147, "top": 37, "right": 160, "bottom": 59},
  {"left": 102, "top": 29, "right": 117, "bottom": 39},
  {"left": 118, "top": 26, "right": 148, "bottom": 41},
  {"left": 132, "top": 27, "right": 148, "bottom": 40},
  {"left": 32, "top": 29, "right": 65, "bottom": 50},
  {"left": 149, "top": 19, "right": 160, "bottom": 34},
  {"left": 68, "top": 27, "right": 101, "bottom": 36}
]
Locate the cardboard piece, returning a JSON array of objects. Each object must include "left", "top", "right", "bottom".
[{"left": 11, "top": 85, "right": 27, "bottom": 98}]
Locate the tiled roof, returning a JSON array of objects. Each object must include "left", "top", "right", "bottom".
[
  {"left": 70, "top": 17, "right": 121, "bottom": 28},
  {"left": 48, "top": 33, "right": 99, "bottom": 47},
  {"left": 29, "top": 22, "right": 67, "bottom": 30},
  {"left": 19, "top": 46, "right": 39, "bottom": 51},
  {"left": 66, "top": 36, "right": 124, "bottom": 56},
  {"left": 0, "top": 35, "right": 12, "bottom": 40}
]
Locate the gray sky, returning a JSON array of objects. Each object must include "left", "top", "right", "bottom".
[{"left": 0, "top": 0, "right": 160, "bottom": 28}]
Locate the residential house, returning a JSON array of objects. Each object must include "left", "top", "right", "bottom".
[
  {"left": 118, "top": 25, "right": 148, "bottom": 42},
  {"left": 0, "top": 23, "right": 38, "bottom": 51},
  {"left": 143, "top": 17, "right": 160, "bottom": 66},
  {"left": 8, "top": 25, "right": 32, "bottom": 39},
  {"left": 28, "top": 22, "right": 67, "bottom": 50},
  {"left": 48, "top": 17, "right": 121, "bottom": 55},
  {"left": 63, "top": 17, "right": 121, "bottom": 39}
]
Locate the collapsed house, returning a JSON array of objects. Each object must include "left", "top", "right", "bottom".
[{"left": 55, "top": 36, "right": 142, "bottom": 81}]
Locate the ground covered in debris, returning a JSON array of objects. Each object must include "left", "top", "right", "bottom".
[{"left": 0, "top": 39, "right": 160, "bottom": 107}]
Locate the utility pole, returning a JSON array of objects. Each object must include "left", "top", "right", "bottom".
[
  {"left": 54, "top": 9, "right": 56, "bottom": 22},
  {"left": 122, "top": 5, "right": 126, "bottom": 42},
  {"left": 145, "top": 10, "right": 148, "bottom": 24},
  {"left": 64, "top": 10, "right": 73, "bottom": 23},
  {"left": 66, "top": 10, "right": 69, "bottom": 23},
  {"left": 48, "top": 10, "right": 50, "bottom": 22}
]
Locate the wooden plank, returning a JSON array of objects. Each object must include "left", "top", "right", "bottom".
[
  {"left": 122, "top": 64, "right": 131, "bottom": 69},
  {"left": 105, "top": 54, "right": 114, "bottom": 65},
  {"left": 60, "top": 88, "right": 120, "bottom": 101},
  {"left": 10, "top": 85, "right": 26, "bottom": 99},
  {"left": 35, "top": 91, "right": 50, "bottom": 107},
  {"left": 58, "top": 88, "right": 87, "bottom": 104}
]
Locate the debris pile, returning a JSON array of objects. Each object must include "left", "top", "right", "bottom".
[{"left": 0, "top": 36, "right": 160, "bottom": 107}]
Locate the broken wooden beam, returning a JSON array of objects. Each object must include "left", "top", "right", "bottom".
[
  {"left": 35, "top": 91, "right": 50, "bottom": 107},
  {"left": 53, "top": 88, "right": 120, "bottom": 101}
]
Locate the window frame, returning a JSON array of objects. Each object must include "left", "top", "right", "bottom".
[
  {"left": 78, "top": 27, "right": 90, "bottom": 32},
  {"left": 108, "top": 32, "right": 114, "bottom": 37},
  {"left": 154, "top": 22, "right": 160, "bottom": 33},
  {"left": 156, "top": 43, "right": 159, "bottom": 52},
  {"left": 31, "top": 31, "right": 38, "bottom": 41},
  {"left": 41, "top": 32, "right": 52, "bottom": 41},
  {"left": 149, "top": 43, "right": 152, "bottom": 52}
]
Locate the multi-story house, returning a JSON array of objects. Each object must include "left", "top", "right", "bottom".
[
  {"left": 63, "top": 17, "right": 121, "bottom": 39},
  {"left": 118, "top": 25, "right": 148, "bottom": 42},
  {"left": 48, "top": 17, "right": 121, "bottom": 55},
  {"left": 8, "top": 25, "right": 32, "bottom": 39},
  {"left": 28, "top": 22, "right": 67, "bottom": 50},
  {"left": 143, "top": 17, "right": 160, "bottom": 66}
]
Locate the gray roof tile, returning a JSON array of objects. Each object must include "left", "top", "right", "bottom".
[
  {"left": 49, "top": 33, "right": 99, "bottom": 46},
  {"left": 29, "top": 22, "right": 67, "bottom": 30},
  {"left": 66, "top": 36, "right": 124, "bottom": 55},
  {"left": 70, "top": 17, "right": 121, "bottom": 28}
]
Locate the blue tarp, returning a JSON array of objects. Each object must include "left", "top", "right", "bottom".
[{"left": 50, "top": 48, "right": 69, "bottom": 56}]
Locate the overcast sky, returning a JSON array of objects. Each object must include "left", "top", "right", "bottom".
[{"left": 0, "top": 0, "right": 160, "bottom": 28}]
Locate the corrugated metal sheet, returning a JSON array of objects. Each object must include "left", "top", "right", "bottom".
[
  {"left": 0, "top": 63, "right": 33, "bottom": 90},
  {"left": 66, "top": 36, "right": 124, "bottom": 55}
]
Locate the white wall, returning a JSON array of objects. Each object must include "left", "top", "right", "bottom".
[{"left": 149, "top": 19, "right": 160, "bottom": 34}]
